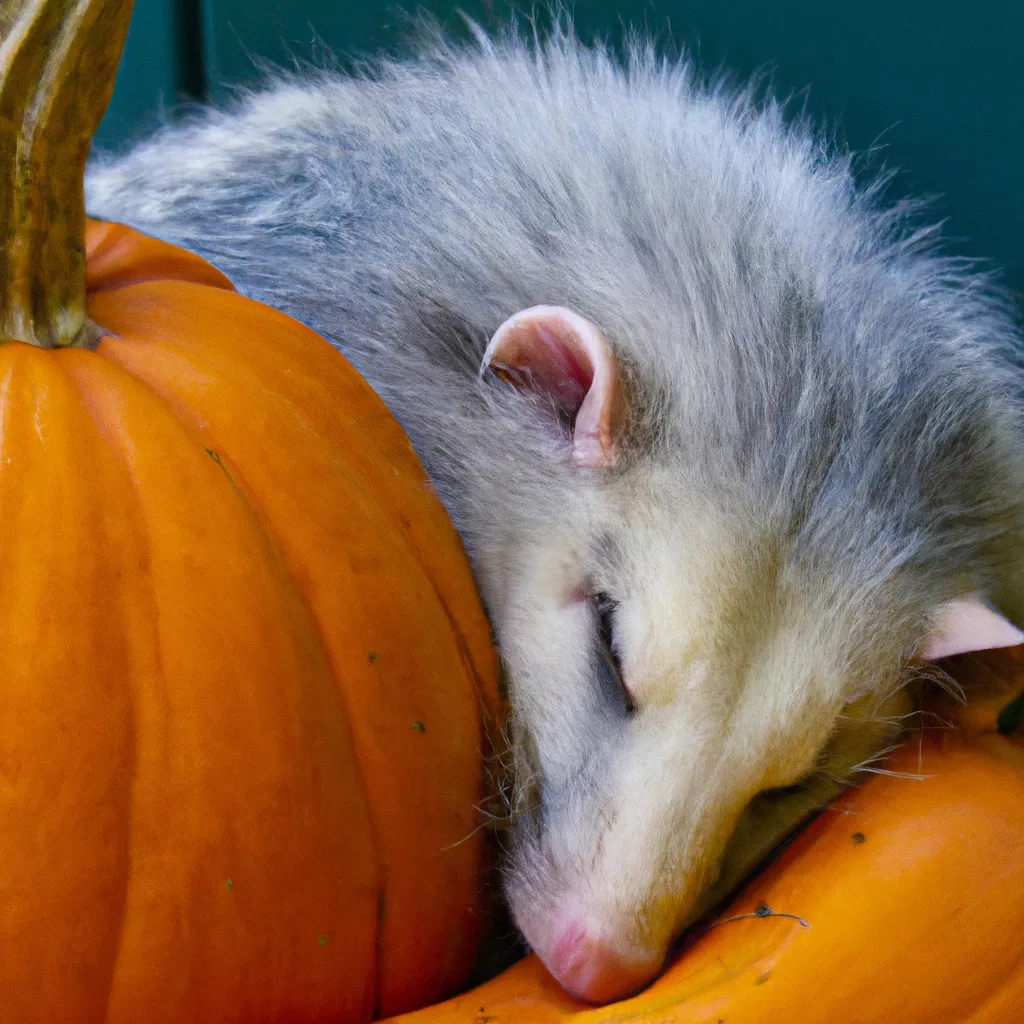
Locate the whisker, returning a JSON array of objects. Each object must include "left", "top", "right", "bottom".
[
  {"left": 911, "top": 662, "right": 966, "bottom": 704},
  {"left": 854, "top": 765, "right": 930, "bottom": 781},
  {"left": 439, "top": 819, "right": 491, "bottom": 851}
]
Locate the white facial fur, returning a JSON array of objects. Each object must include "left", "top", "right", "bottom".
[{"left": 486, "top": 469, "right": 916, "bottom": 977}]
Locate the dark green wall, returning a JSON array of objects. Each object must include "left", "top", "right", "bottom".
[
  {"left": 98, "top": 1, "right": 1023, "bottom": 293},
  {"left": 96, "top": 0, "right": 185, "bottom": 147}
]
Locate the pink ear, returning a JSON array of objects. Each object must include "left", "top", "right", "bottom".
[
  {"left": 922, "top": 594, "right": 1024, "bottom": 660},
  {"left": 481, "top": 305, "right": 625, "bottom": 468}
]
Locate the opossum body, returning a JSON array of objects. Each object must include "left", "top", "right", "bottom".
[{"left": 86, "top": 24, "right": 1024, "bottom": 1003}]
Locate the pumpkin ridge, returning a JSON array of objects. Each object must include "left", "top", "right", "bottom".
[
  {"left": 80, "top": 318, "right": 506, "bottom": 1015},
  {"left": 88, "top": 327, "right": 493, "bottom": 1013},
  {"left": 88, "top": 276, "right": 499, "bottom": 697},
  {"left": 89, "top": 295, "right": 496, "bottom": 726},
  {"left": 78, "top": 375, "right": 149, "bottom": 1022},
  {"left": 92, "top": 291, "right": 427, "bottom": 521},
  {"left": 60, "top": 348, "right": 383, "bottom": 1020},
  {"left": 92, "top": 289, "right": 502, "bottom": 729},
  {"left": 85, "top": 221, "right": 236, "bottom": 294},
  {"left": 73, "top": 376, "right": 187, "bottom": 1021},
  {"left": 960, "top": 948, "right": 1024, "bottom": 1024},
  {"left": 60, "top": 348, "right": 222, "bottom": 1013},
  {"left": 409, "top": 562, "right": 507, "bottom": 802},
  {"left": 91, "top": 291, "right": 418, "bottom": 522},
  {"left": 0, "top": 344, "right": 139, "bottom": 1018},
  {"left": 149, "top": 426, "right": 399, "bottom": 1016},
  {"left": 0, "top": 349, "right": 16, "bottom": 433},
  {"left": 959, "top": 955, "right": 1024, "bottom": 1024}
]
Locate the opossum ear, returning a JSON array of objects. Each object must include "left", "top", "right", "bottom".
[
  {"left": 482, "top": 305, "right": 625, "bottom": 468},
  {"left": 922, "top": 593, "right": 1024, "bottom": 660}
]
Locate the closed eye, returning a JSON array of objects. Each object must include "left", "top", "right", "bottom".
[
  {"left": 759, "top": 772, "right": 816, "bottom": 799},
  {"left": 592, "top": 592, "right": 637, "bottom": 717}
]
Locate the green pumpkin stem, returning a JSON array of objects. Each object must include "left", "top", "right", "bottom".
[{"left": 0, "top": 0, "right": 135, "bottom": 348}]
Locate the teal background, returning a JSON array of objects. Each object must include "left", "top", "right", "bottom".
[
  {"left": 97, "top": 0, "right": 185, "bottom": 146},
  {"left": 97, "top": 1, "right": 1023, "bottom": 293}
]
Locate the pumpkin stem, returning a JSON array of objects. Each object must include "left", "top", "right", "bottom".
[{"left": 0, "top": 0, "right": 134, "bottom": 348}]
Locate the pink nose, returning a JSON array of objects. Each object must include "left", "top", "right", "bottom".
[{"left": 546, "top": 924, "right": 662, "bottom": 1004}]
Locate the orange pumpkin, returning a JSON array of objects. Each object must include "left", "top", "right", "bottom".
[
  {"left": 383, "top": 651, "right": 1024, "bottom": 1024},
  {"left": 0, "top": 1, "right": 501, "bottom": 1020}
]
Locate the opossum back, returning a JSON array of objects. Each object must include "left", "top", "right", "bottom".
[{"left": 85, "top": 26, "right": 1024, "bottom": 605}]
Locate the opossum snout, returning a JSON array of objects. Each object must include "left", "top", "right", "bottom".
[
  {"left": 542, "top": 921, "right": 663, "bottom": 1004},
  {"left": 506, "top": 671, "right": 921, "bottom": 1005},
  {"left": 506, "top": 779, "right": 739, "bottom": 1005}
]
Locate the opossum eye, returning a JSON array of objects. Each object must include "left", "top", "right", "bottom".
[
  {"left": 760, "top": 770, "right": 815, "bottom": 798},
  {"left": 592, "top": 592, "right": 636, "bottom": 716}
]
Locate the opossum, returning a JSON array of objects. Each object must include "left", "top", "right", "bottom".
[{"left": 85, "top": 22, "right": 1024, "bottom": 1004}]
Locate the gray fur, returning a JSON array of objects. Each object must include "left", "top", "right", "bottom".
[{"left": 86, "top": 20, "right": 1024, "bottom": 992}]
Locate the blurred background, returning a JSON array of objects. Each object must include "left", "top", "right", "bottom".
[{"left": 96, "top": 1, "right": 1023, "bottom": 295}]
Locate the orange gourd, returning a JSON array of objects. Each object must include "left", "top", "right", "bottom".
[
  {"left": 0, "top": 1, "right": 501, "bottom": 1020},
  {"left": 383, "top": 650, "right": 1024, "bottom": 1024}
]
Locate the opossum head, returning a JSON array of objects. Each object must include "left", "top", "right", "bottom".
[{"left": 476, "top": 305, "right": 1023, "bottom": 1004}]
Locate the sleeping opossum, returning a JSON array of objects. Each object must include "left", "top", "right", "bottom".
[{"left": 86, "top": 22, "right": 1024, "bottom": 1004}]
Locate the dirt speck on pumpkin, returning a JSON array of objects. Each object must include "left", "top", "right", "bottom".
[
  {"left": 204, "top": 448, "right": 235, "bottom": 483},
  {"left": 754, "top": 970, "right": 772, "bottom": 986},
  {"left": 318, "top": 934, "right": 328, "bottom": 947},
  {"left": 411, "top": 720, "right": 427, "bottom": 732},
  {"left": 223, "top": 878, "right": 233, "bottom": 891},
  {"left": 368, "top": 651, "right": 379, "bottom": 663},
  {"left": 754, "top": 904, "right": 772, "bottom": 917},
  {"left": 852, "top": 832, "right": 866, "bottom": 844}
]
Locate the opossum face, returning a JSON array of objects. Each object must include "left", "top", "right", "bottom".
[
  {"left": 493, "top": 495, "right": 910, "bottom": 1004},
  {"left": 481, "top": 306, "right": 1023, "bottom": 1004}
]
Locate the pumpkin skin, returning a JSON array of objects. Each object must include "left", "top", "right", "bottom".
[
  {"left": 0, "top": 220, "right": 501, "bottom": 1023},
  {"left": 382, "top": 651, "right": 1024, "bottom": 1024}
]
